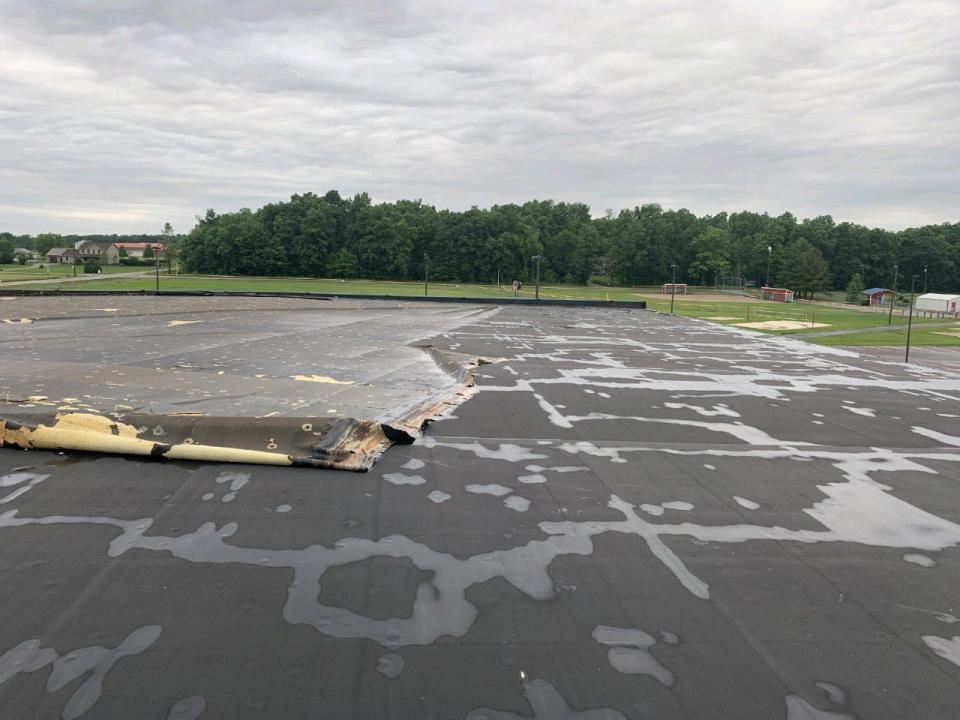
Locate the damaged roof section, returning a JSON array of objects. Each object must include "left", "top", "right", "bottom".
[{"left": 0, "top": 296, "right": 490, "bottom": 470}]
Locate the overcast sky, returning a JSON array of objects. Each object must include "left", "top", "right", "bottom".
[{"left": 1, "top": 0, "right": 958, "bottom": 235}]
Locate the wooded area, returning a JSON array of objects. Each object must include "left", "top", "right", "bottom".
[{"left": 5, "top": 191, "right": 958, "bottom": 295}]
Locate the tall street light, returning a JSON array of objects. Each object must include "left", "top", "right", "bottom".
[
  {"left": 923, "top": 265, "right": 928, "bottom": 294},
  {"left": 905, "top": 275, "right": 917, "bottom": 363},
  {"left": 155, "top": 242, "right": 160, "bottom": 294},
  {"left": 531, "top": 255, "right": 543, "bottom": 300},
  {"left": 765, "top": 245, "right": 772, "bottom": 288},
  {"left": 887, "top": 264, "right": 898, "bottom": 326},
  {"left": 424, "top": 252, "right": 429, "bottom": 296},
  {"left": 670, "top": 263, "right": 678, "bottom": 315}
]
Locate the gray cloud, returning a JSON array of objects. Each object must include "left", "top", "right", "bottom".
[{"left": 1, "top": 0, "right": 957, "bottom": 234}]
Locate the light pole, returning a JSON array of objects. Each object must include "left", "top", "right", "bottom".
[
  {"left": 905, "top": 275, "right": 917, "bottom": 363},
  {"left": 887, "top": 264, "right": 898, "bottom": 326},
  {"left": 765, "top": 245, "right": 772, "bottom": 288},
  {"left": 531, "top": 255, "right": 543, "bottom": 300},
  {"left": 424, "top": 253, "right": 429, "bottom": 296},
  {"left": 923, "top": 265, "right": 928, "bottom": 294},
  {"left": 670, "top": 263, "right": 678, "bottom": 315},
  {"left": 155, "top": 243, "right": 160, "bottom": 294}
]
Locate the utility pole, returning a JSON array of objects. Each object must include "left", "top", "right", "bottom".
[
  {"left": 158, "top": 222, "right": 173, "bottom": 295},
  {"left": 765, "top": 245, "right": 772, "bottom": 287},
  {"left": 905, "top": 275, "right": 917, "bottom": 363},
  {"left": 887, "top": 264, "right": 898, "bottom": 325},
  {"left": 424, "top": 253, "right": 429, "bottom": 296},
  {"left": 532, "top": 255, "right": 543, "bottom": 300},
  {"left": 923, "top": 265, "right": 928, "bottom": 294},
  {"left": 670, "top": 263, "right": 678, "bottom": 315}
]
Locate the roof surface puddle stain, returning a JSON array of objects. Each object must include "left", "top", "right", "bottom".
[
  {"left": 166, "top": 694, "right": 206, "bottom": 720},
  {"left": 922, "top": 635, "right": 960, "bottom": 667},
  {"left": 591, "top": 625, "right": 675, "bottom": 686},
  {"left": 0, "top": 471, "right": 50, "bottom": 504},
  {"left": 467, "top": 678, "right": 626, "bottom": 719},
  {"left": 375, "top": 653, "right": 405, "bottom": 679},
  {"left": 0, "top": 625, "right": 161, "bottom": 720}
]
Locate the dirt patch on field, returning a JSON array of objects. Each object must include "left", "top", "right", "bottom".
[
  {"left": 736, "top": 320, "right": 832, "bottom": 330},
  {"left": 704, "top": 316, "right": 740, "bottom": 321}
]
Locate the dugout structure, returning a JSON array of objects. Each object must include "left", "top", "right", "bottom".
[{"left": 760, "top": 286, "right": 795, "bottom": 303}]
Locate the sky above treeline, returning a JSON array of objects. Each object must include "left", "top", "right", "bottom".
[{"left": 1, "top": 0, "right": 958, "bottom": 235}]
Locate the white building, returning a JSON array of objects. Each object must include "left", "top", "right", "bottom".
[{"left": 915, "top": 293, "right": 960, "bottom": 317}]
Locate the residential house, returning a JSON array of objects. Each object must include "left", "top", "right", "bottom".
[
  {"left": 46, "top": 248, "right": 79, "bottom": 264},
  {"left": 76, "top": 241, "right": 120, "bottom": 265},
  {"left": 114, "top": 242, "right": 164, "bottom": 259}
]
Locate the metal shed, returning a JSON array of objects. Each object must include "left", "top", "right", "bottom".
[{"left": 915, "top": 293, "right": 960, "bottom": 317}]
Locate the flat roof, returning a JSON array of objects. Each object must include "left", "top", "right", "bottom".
[{"left": 2, "top": 297, "right": 959, "bottom": 718}]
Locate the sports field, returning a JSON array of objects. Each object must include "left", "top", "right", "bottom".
[{"left": 6, "top": 272, "right": 959, "bottom": 347}]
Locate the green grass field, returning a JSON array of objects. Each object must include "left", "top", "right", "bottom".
[
  {"left": 813, "top": 325, "right": 960, "bottom": 347},
  {"left": 7, "top": 272, "right": 959, "bottom": 348}
]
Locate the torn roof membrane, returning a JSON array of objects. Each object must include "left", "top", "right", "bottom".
[
  {"left": 0, "top": 412, "right": 413, "bottom": 472},
  {"left": 0, "top": 296, "right": 486, "bottom": 470}
]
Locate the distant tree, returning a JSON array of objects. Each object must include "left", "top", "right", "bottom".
[
  {"left": 143, "top": 244, "right": 154, "bottom": 259},
  {"left": 157, "top": 223, "right": 176, "bottom": 273},
  {"left": 687, "top": 227, "right": 731, "bottom": 284},
  {"left": 845, "top": 272, "right": 865, "bottom": 304},
  {"left": 34, "top": 233, "right": 62, "bottom": 256},
  {"left": 0, "top": 231, "right": 14, "bottom": 259},
  {"left": 162, "top": 190, "right": 960, "bottom": 291},
  {"left": 328, "top": 248, "right": 359, "bottom": 278},
  {"left": 779, "top": 239, "right": 831, "bottom": 300},
  {"left": 165, "top": 243, "right": 178, "bottom": 273},
  {"left": 0, "top": 237, "right": 13, "bottom": 263}
]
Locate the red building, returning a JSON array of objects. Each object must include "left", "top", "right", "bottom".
[
  {"left": 761, "top": 286, "right": 795, "bottom": 303},
  {"left": 862, "top": 288, "right": 895, "bottom": 305}
]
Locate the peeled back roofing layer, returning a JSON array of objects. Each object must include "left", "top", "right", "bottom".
[
  {"left": 0, "top": 411, "right": 415, "bottom": 472},
  {"left": 0, "top": 295, "right": 489, "bottom": 470}
]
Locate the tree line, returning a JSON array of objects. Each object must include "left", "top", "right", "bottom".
[{"left": 6, "top": 193, "right": 958, "bottom": 295}]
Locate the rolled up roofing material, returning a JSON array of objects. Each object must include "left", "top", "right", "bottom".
[
  {"left": 0, "top": 411, "right": 413, "bottom": 472},
  {"left": 0, "top": 347, "right": 482, "bottom": 471}
]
